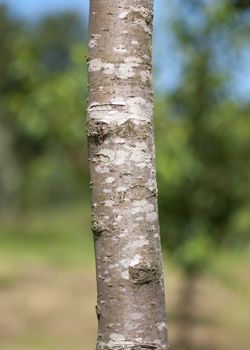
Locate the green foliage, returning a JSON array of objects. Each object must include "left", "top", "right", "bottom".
[
  {"left": 0, "top": 6, "right": 89, "bottom": 209},
  {"left": 155, "top": 0, "right": 250, "bottom": 273}
]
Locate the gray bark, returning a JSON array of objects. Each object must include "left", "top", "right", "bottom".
[{"left": 86, "top": 1, "right": 168, "bottom": 349}]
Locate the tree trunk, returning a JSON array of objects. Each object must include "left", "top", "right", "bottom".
[{"left": 86, "top": 1, "right": 168, "bottom": 349}]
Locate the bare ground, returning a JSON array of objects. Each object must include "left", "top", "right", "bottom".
[{"left": 0, "top": 258, "right": 249, "bottom": 350}]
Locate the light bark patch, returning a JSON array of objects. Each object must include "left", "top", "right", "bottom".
[
  {"left": 105, "top": 177, "right": 115, "bottom": 183},
  {"left": 109, "top": 333, "right": 125, "bottom": 341},
  {"left": 113, "top": 45, "right": 128, "bottom": 53}
]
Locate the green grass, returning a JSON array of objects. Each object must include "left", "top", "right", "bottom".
[
  {"left": 1, "top": 201, "right": 250, "bottom": 280},
  {"left": 207, "top": 247, "right": 250, "bottom": 297},
  {"left": 0, "top": 201, "right": 95, "bottom": 268}
]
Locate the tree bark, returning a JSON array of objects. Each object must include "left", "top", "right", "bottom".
[{"left": 86, "top": 1, "right": 168, "bottom": 349}]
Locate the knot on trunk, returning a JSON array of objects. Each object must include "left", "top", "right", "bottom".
[{"left": 91, "top": 218, "right": 111, "bottom": 239}]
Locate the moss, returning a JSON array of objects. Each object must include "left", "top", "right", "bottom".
[
  {"left": 125, "top": 11, "right": 144, "bottom": 22},
  {"left": 129, "top": 262, "right": 159, "bottom": 285},
  {"left": 114, "top": 119, "right": 152, "bottom": 140},
  {"left": 125, "top": 10, "right": 153, "bottom": 27},
  {"left": 86, "top": 119, "right": 97, "bottom": 138},
  {"left": 87, "top": 118, "right": 153, "bottom": 145},
  {"left": 108, "top": 59, "right": 125, "bottom": 64},
  {"left": 145, "top": 13, "right": 154, "bottom": 26}
]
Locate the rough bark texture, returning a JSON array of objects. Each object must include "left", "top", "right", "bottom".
[{"left": 86, "top": 1, "right": 168, "bottom": 349}]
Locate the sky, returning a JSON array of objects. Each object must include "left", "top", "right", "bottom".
[
  {"left": 1, "top": 0, "right": 90, "bottom": 21},
  {"left": 1, "top": 0, "right": 250, "bottom": 102}
]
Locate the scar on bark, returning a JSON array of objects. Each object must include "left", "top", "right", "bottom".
[
  {"left": 129, "top": 262, "right": 159, "bottom": 285},
  {"left": 95, "top": 300, "right": 101, "bottom": 319},
  {"left": 103, "top": 344, "right": 159, "bottom": 349},
  {"left": 86, "top": 120, "right": 108, "bottom": 144},
  {"left": 91, "top": 218, "right": 112, "bottom": 239},
  {"left": 97, "top": 122, "right": 104, "bottom": 143},
  {"left": 91, "top": 219, "right": 106, "bottom": 239}
]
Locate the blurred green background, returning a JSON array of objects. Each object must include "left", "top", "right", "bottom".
[{"left": 0, "top": 1, "right": 250, "bottom": 349}]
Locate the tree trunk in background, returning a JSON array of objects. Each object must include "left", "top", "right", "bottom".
[
  {"left": 175, "top": 275, "right": 197, "bottom": 350},
  {"left": 86, "top": 1, "right": 168, "bottom": 349}
]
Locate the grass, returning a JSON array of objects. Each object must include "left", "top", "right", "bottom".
[
  {"left": 208, "top": 248, "right": 250, "bottom": 297},
  {"left": 0, "top": 201, "right": 95, "bottom": 267},
  {"left": 0, "top": 202, "right": 250, "bottom": 350}
]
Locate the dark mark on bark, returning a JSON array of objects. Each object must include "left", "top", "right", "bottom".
[
  {"left": 93, "top": 153, "right": 110, "bottom": 163},
  {"left": 92, "top": 219, "right": 110, "bottom": 239},
  {"left": 87, "top": 119, "right": 152, "bottom": 145},
  {"left": 86, "top": 120, "right": 108, "bottom": 144},
  {"left": 92, "top": 220, "right": 102, "bottom": 234},
  {"left": 104, "top": 344, "right": 159, "bottom": 349},
  {"left": 97, "top": 122, "right": 104, "bottom": 144},
  {"left": 95, "top": 301, "right": 101, "bottom": 319},
  {"left": 129, "top": 262, "right": 159, "bottom": 285}
]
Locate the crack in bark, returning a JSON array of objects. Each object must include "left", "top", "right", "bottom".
[
  {"left": 105, "top": 345, "right": 159, "bottom": 350},
  {"left": 96, "top": 301, "right": 101, "bottom": 319},
  {"left": 97, "top": 122, "right": 104, "bottom": 144},
  {"left": 89, "top": 103, "right": 126, "bottom": 111},
  {"left": 93, "top": 153, "right": 110, "bottom": 163}
]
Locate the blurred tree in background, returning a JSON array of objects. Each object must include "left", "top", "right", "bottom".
[
  {"left": 155, "top": 0, "right": 250, "bottom": 274},
  {"left": 0, "top": 1, "right": 250, "bottom": 269},
  {"left": 0, "top": 5, "right": 89, "bottom": 210},
  {"left": 153, "top": 3, "right": 250, "bottom": 347}
]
